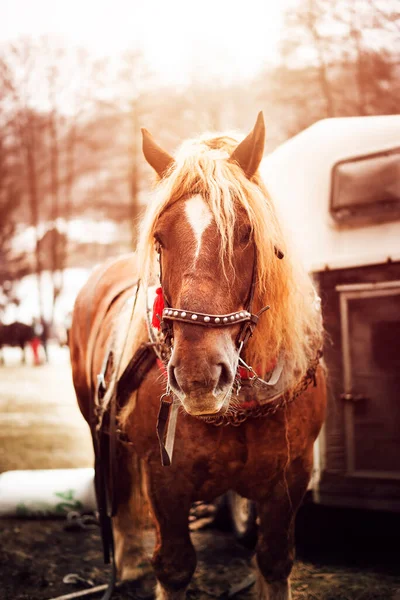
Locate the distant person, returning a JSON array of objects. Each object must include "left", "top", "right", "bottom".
[
  {"left": 31, "top": 318, "right": 43, "bottom": 366},
  {"left": 40, "top": 317, "right": 50, "bottom": 363}
]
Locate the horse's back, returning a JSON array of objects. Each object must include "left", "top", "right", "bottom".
[{"left": 69, "top": 253, "right": 139, "bottom": 419}]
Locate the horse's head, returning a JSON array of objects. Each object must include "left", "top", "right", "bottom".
[
  {"left": 140, "top": 113, "right": 321, "bottom": 418},
  {"left": 153, "top": 191, "right": 257, "bottom": 416},
  {"left": 139, "top": 114, "right": 270, "bottom": 417}
]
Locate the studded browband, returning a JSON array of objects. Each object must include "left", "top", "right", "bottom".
[{"left": 161, "top": 308, "right": 255, "bottom": 327}]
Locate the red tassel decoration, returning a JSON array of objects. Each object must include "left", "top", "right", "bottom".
[{"left": 152, "top": 287, "right": 165, "bottom": 329}]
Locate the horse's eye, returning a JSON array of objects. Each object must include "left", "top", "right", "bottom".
[
  {"left": 239, "top": 225, "right": 252, "bottom": 246},
  {"left": 154, "top": 234, "right": 164, "bottom": 252}
]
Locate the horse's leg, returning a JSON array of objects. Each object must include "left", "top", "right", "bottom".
[
  {"left": 146, "top": 468, "right": 196, "bottom": 600},
  {"left": 21, "top": 344, "right": 26, "bottom": 364},
  {"left": 254, "top": 456, "right": 312, "bottom": 600},
  {"left": 112, "top": 443, "right": 150, "bottom": 582}
]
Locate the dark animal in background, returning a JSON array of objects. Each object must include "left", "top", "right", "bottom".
[{"left": 0, "top": 322, "right": 36, "bottom": 365}]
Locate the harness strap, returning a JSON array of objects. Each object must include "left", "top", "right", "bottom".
[
  {"left": 156, "top": 394, "right": 174, "bottom": 466},
  {"left": 85, "top": 266, "right": 137, "bottom": 600},
  {"left": 90, "top": 418, "right": 117, "bottom": 600},
  {"left": 156, "top": 395, "right": 180, "bottom": 466},
  {"left": 87, "top": 277, "right": 140, "bottom": 600},
  {"left": 117, "top": 343, "right": 157, "bottom": 409}
]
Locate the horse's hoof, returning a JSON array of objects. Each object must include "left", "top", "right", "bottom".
[
  {"left": 119, "top": 558, "right": 152, "bottom": 582},
  {"left": 155, "top": 581, "right": 186, "bottom": 600},
  {"left": 256, "top": 576, "right": 292, "bottom": 600},
  {"left": 118, "top": 576, "right": 154, "bottom": 599}
]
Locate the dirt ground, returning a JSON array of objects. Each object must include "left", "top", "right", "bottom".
[{"left": 0, "top": 347, "right": 400, "bottom": 600}]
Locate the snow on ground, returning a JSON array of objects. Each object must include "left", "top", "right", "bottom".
[{"left": 6, "top": 218, "right": 123, "bottom": 326}]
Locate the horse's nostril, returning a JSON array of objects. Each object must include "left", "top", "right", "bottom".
[
  {"left": 217, "top": 362, "right": 233, "bottom": 390},
  {"left": 168, "top": 358, "right": 233, "bottom": 396},
  {"left": 168, "top": 364, "right": 181, "bottom": 393}
]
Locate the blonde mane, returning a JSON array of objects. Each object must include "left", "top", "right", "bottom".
[{"left": 131, "top": 132, "right": 323, "bottom": 393}]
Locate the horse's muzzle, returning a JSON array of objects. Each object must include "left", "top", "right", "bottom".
[{"left": 168, "top": 358, "right": 234, "bottom": 416}]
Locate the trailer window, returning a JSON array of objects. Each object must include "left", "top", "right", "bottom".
[{"left": 331, "top": 148, "right": 400, "bottom": 225}]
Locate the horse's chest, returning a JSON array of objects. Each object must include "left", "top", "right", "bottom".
[
  {"left": 188, "top": 418, "right": 294, "bottom": 496},
  {"left": 184, "top": 425, "right": 285, "bottom": 499},
  {"left": 177, "top": 425, "right": 248, "bottom": 495}
]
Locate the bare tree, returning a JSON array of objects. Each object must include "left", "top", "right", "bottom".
[
  {"left": 0, "top": 99, "right": 28, "bottom": 314},
  {"left": 1, "top": 38, "right": 116, "bottom": 321},
  {"left": 263, "top": 0, "right": 400, "bottom": 137},
  {"left": 280, "top": 0, "right": 336, "bottom": 118}
]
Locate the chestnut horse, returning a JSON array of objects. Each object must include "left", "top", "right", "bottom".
[{"left": 70, "top": 113, "right": 326, "bottom": 599}]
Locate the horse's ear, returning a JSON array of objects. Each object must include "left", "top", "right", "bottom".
[
  {"left": 229, "top": 112, "right": 265, "bottom": 178},
  {"left": 141, "top": 128, "right": 175, "bottom": 178}
]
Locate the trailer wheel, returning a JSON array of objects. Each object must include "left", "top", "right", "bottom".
[{"left": 227, "top": 491, "right": 258, "bottom": 549}]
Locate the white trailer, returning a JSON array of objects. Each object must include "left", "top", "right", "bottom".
[{"left": 261, "top": 115, "right": 400, "bottom": 511}]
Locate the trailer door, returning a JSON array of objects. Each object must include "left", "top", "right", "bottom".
[{"left": 338, "top": 281, "right": 400, "bottom": 479}]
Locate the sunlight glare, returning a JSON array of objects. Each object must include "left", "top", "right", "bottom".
[{"left": 2, "top": 0, "right": 284, "bottom": 83}]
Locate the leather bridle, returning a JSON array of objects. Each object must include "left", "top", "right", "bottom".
[{"left": 156, "top": 244, "right": 283, "bottom": 354}]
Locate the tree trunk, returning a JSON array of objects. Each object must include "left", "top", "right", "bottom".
[
  {"left": 23, "top": 116, "right": 44, "bottom": 320},
  {"left": 307, "top": 0, "right": 335, "bottom": 118}
]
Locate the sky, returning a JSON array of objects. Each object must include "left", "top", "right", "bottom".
[{"left": 1, "top": 0, "right": 285, "bottom": 84}]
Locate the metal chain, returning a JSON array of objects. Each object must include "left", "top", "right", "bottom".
[
  {"left": 146, "top": 292, "right": 322, "bottom": 428},
  {"left": 197, "top": 350, "right": 322, "bottom": 427}
]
